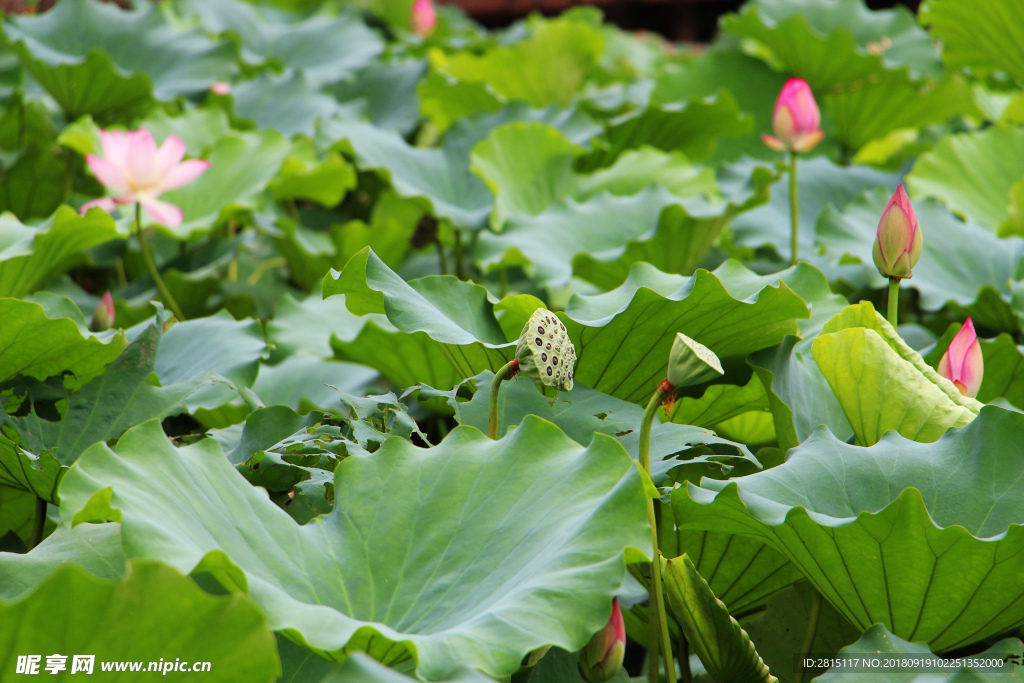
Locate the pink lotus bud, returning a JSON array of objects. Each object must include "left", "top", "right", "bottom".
[
  {"left": 578, "top": 598, "right": 625, "bottom": 683},
  {"left": 210, "top": 81, "right": 231, "bottom": 96},
  {"left": 91, "top": 291, "right": 115, "bottom": 331},
  {"left": 937, "top": 318, "right": 983, "bottom": 398},
  {"left": 762, "top": 78, "right": 825, "bottom": 154},
  {"left": 411, "top": 0, "right": 436, "bottom": 35},
  {"left": 872, "top": 183, "right": 923, "bottom": 280}
]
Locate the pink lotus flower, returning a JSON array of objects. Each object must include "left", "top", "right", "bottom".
[
  {"left": 80, "top": 129, "right": 210, "bottom": 228},
  {"left": 937, "top": 318, "right": 983, "bottom": 398},
  {"left": 91, "top": 291, "right": 115, "bottom": 332},
  {"left": 762, "top": 78, "right": 825, "bottom": 153},
  {"left": 210, "top": 81, "right": 231, "bottom": 96},
  {"left": 578, "top": 598, "right": 626, "bottom": 683},
  {"left": 873, "top": 183, "right": 923, "bottom": 280},
  {"left": 411, "top": 0, "right": 436, "bottom": 35}
]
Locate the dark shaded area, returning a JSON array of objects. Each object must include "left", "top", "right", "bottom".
[{"left": 446, "top": 0, "right": 924, "bottom": 42}]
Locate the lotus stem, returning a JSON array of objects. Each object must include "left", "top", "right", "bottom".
[
  {"left": 789, "top": 151, "right": 799, "bottom": 267},
  {"left": 794, "top": 590, "right": 823, "bottom": 683},
  {"left": 887, "top": 277, "right": 900, "bottom": 329},
  {"left": 135, "top": 203, "right": 187, "bottom": 321},
  {"left": 30, "top": 494, "right": 46, "bottom": 550},
  {"left": 487, "top": 359, "right": 519, "bottom": 439},
  {"left": 641, "top": 386, "right": 677, "bottom": 683}
]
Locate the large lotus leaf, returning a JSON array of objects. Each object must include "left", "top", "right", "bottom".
[
  {"left": 320, "top": 119, "right": 492, "bottom": 230},
  {"left": 743, "top": 582, "right": 861, "bottom": 683},
  {"left": 232, "top": 72, "right": 342, "bottom": 138},
  {"left": 579, "top": 91, "right": 749, "bottom": 169},
  {"left": 324, "top": 248, "right": 512, "bottom": 388},
  {"left": 564, "top": 260, "right": 810, "bottom": 404},
  {"left": 469, "top": 121, "right": 582, "bottom": 230},
  {"left": 1, "top": 0, "right": 235, "bottom": 119},
  {"left": 819, "top": 624, "right": 1024, "bottom": 682},
  {"left": 816, "top": 189, "right": 1024, "bottom": 330},
  {"left": 156, "top": 128, "right": 290, "bottom": 240},
  {"left": 429, "top": 19, "right": 603, "bottom": 109},
  {"left": 729, "top": 157, "right": 898, "bottom": 260},
  {"left": 0, "top": 206, "right": 123, "bottom": 299},
  {"left": 574, "top": 147, "right": 718, "bottom": 201},
  {"left": 907, "top": 126, "right": 1024, "bottom": 237},
  {"left": 59, "top": 418, "right": 650, "bottom": 680},
  {"left": 2, "top": 321, "right": 228, "bottom": 469},
  {"left": 0, "top": 560, "right": 280, "bottom": 682},
  {"left": 924, "top": 326, "right": 1024, "bottom": 411},
  {"left": 571, "top": 164, "right": 775, "bottom": 288},
  {"left": 812, "top": 302, "right": 982, "bottom": 445},
  {"left": 253, "top": 356, "right": 378, "bottom": 417},
  {"left": 265, "top": 292, "right": 372, "bottom": 362},
  {"left": 0, "top": 522, "right": 125, "bottom": 600},
  {"left": 666, "top": 375, "right": 771, "bottom": 431},
  {"left": 329, "top": 59, "right": 426, "bottom": 136},
  {"left": 824, "top": 71, "right": 976, "bottom": 153},
  {"left": 416, "top": 70, "right": 504, "bottom": 135},
  {"left": 920, "top": 0, "right": 1024, "bottom": 86},
  {"left": 721, "top": 0, "right": 941, "bottom": 89},
  {"left": 444, "top": 101, "right": 602, "bottom": 156},
  {"left": 176, "top": 0, "right": 383, "bottom": 88},
  {"left": 320, "top": 654, "right": 495, "bottom": 683},
  {"left": 0, "top": 145, "right": 68, "bottom": 221},
  {"left": 437, "top": 369, "right": 758, "bottom": 482},
  {"left": 673, "top": 406, "right": 1024, "bottom": 651},
  {"left": 662, "top": 555, "right": 777, "bottom": 683},
  {"left": 0, "top": 299, "right": 126, "bottom": 385},
  {"left": 0, "top": 435, "right": 64, "bottom": 506},
  {"left": 139, "top": 107, "right": 235, "bottom": 156}
]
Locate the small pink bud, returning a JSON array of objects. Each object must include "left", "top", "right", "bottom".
[
  {"left": 91, "top": 291, "right": 115, "bottom": 331},
  {"left": 937, "top": 318, "right": 983, "bottom": 398},
  {"left": 872, "top": 183, "right": 923, "bottom": 280},
  {"left": 762, "top": 78, "right": 825, "bottom": 154},
  {"left": 578, "top": 598, "right": 625, "bottom": 683},
  {"left": 210, "top": 81, "right": 231, "bottom": 96},
  {"left": 411, "top": 0, "right": 436, "bottom": 35}
]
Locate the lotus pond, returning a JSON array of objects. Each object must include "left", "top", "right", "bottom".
[{"left": 2, "top": 0, "right": 1024, "bottom": 681}]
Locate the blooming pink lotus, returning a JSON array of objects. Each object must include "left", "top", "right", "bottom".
[
  {"left": 80, "top": 129, "right": 210, "bottom": 228},
  {"left": 411, "top": 0, "right": 437, "bottom": 35},
  {"left": 938, "top": 318, "right": 984, "bottom": 398},
  {"left": 578, "top": 598, "right": 626, "bottom": 683},
  {"left": 762, "top": 78, "right": 825, "bottom": 154},
  {"left": 873, "top": 184, "right": 923, "bottom": 280}
]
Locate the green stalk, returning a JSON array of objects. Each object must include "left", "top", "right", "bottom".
[
  {"left": 887, "top": 277, "right": 900, "bottom": 329},
  {"left": 794, "top": 590, "right": 823, "bottom": 683},
  {"left": 641, "top": 387, "right": 677, "bottom": 683},
  {"left": 30, "top": 495, "right": 47, "bottom": 550},
  {"left": 789, "top": 151, "right": 800, "bottom": 267},
  {"left": 488, "top": 360, "right": 517, "bottom": 439},
  {"left": 135, "top": 203, "right": 186, "bottom": 321}
]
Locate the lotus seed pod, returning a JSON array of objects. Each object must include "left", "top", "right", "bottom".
[
  {"left": 667, "top": 332, "right": 723, "bottom": 388},
  {"left": 515, "top": 308, "right": 576, "bottom": 391}
]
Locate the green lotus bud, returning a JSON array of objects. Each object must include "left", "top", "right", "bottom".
[
  {"left": 667, "top": 332, "right": 723, "bottom": 388},
  {"left": 515, "top": 308, "right": 576, "bottom": 391}
]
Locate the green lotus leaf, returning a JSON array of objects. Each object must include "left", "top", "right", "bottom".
[
  {"left": 673, "top": 406, "right": 1024, "bottom": 651},
  {"left": 564, "top": 260, "right": 811, "bottom": 404},
  {"left": 469, "top": 121, "right": 582, "bottom": 230},
  {"left": 920, "top": 0, "right": 1024, "bottom": 86},
  {"left": 819, "top": 624, "right": 1024, "bottom": 682},
  {"left": 1, "top": 0, "right": 236, "bottom": 119},
  {"left": 320, "top": 119, "right": 492, "bottom": 230},
  {"left": 268, "top": 145, "right": 356, "bottom": 208},
  {"left": 0, "top": 206, "right": 124, "bottom": 299},
  {"left": 176, "top": 0, "right": 383, "bottom": 88},
  {"left": 666, "top": 374, "right": 771, "bottom": 431},
  {"left": 0, "top": 298, "right": 126, "bottom": 385},
  {"left": 0, "top": 145, "right": 67, "bottom": 221},
  {"left": 329, "top": 59, "right": 426, "bottom": 136},
  {"left": 139, "top": 107, "right": 236, "bottom": 155},
  {"left": 812, "top": 302, "right": 982, "bottom": 444},
  {"left": 429, "top": 19, "right": 604, "bottom": 110},
  {"left": 721, "top": 0, "right": 941, "bottom": 89},
  {"left": 729, "top": 157, "right": 897, "bottom": 261},
  {"left": 907, "top": 125, "right": 1024, "bottom": 237},
  {"left": 574, "top": 147, "right": 718, "bottom": 201},
  {"left": 0, "top": 522, "right": 125, "bottom": 600},
  {"left": 59, "top": 418, "right": 650, "bottom": 680},
  {"left": 319, "top": 653, "right": 496, "bottom": 683},
  {"left": 578, "top": 91, "right": 749, "bottom": 169},
  {"left": 817, "top": 189, "right": 1024, "bottom": 331},
  {"left": 417, "top": 70, "right": 504, "bottom": 134},
  {"left": 0, "top": 435, "right": 65, "bottom": 506},
  {"left": 0, "top": 560, "right": 280, "bottom": 682},
  {"left": 232, "top": 72, "right": 343, "bottom": 137},
  {"left": 661, "top": 554, "right": 777, "bottom": 683},
  {"left": 924, "top": 325, "right": 1024, "bottom": 411},
  {"left": 743, "top": 582, "right": 861, "bottom": 683},
  {"left": 254, "top": 357, "right": 378, "bottom": 414},
  {"left": 431, "top": 369, "right": 758, "bottom": 482}
]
